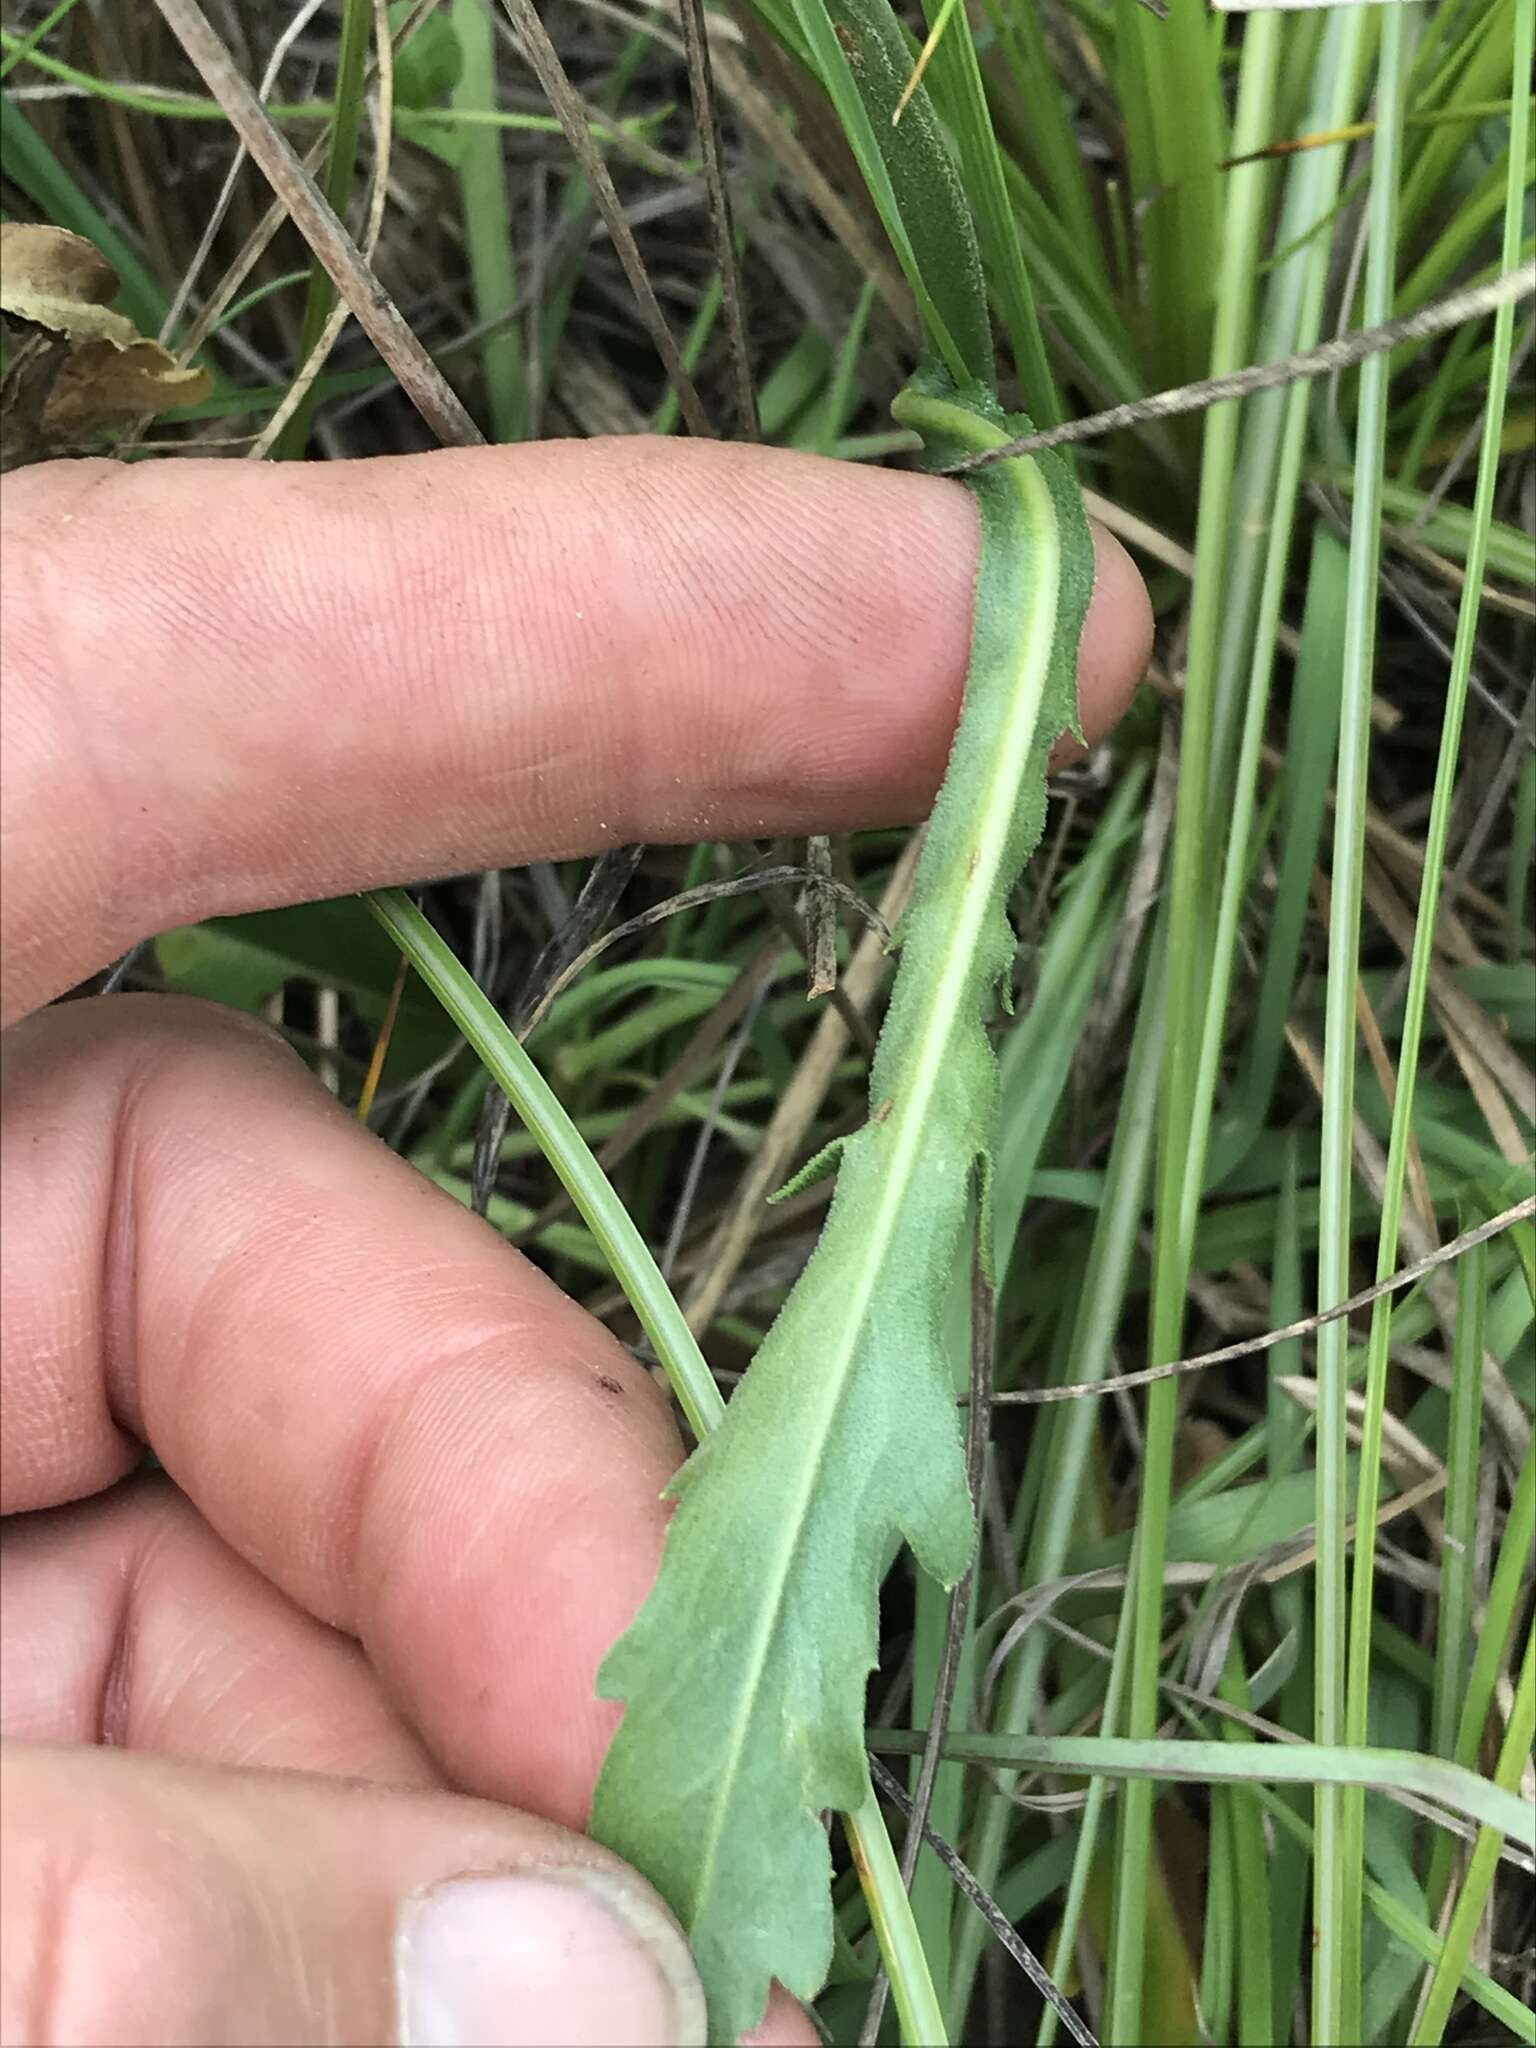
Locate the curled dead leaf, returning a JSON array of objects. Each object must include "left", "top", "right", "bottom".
[
  {"left": 1, "top": 222, "right": 212, "bottom": 470},
  {"left": 40, "top": 338, "right": 213, "bottom": 441},
  {"left": 1, "top": 222, "right": 135, "bottom": 346}
]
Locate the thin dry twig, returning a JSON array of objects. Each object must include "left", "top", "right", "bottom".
[
  {"left": 660, "top": 979, "right": 769, "bottom": 1281},
  {"left": 942, "top": 265, "right": 1536, "bottom": 474},
  {"left": 866, "top": 1756, "right": 1098, "bottom": 2048},
  {"left": 711, "top": 39, "right": 914, "bottom": 334},
  {"left": 676, "top": 0, "right": 757, "bottom": 438},
  {"left": 247, "top": 0, "right": 396, "bottom": 460},
  {"left": 804, "top": 832, "right": 839, "bottom": 1000},
  {"left": 1364, "top": 855, "right": 1535, "bottom": 1127},
  {"left": 986, "top": 1198, "right": 1535, "bottom": 1405},
  {"left": 742, "top": 852, "right": 878, "bottom": 1054},
  {"left": 152, "top": 0, "right": 482, "bottom": 447},
  {"left": 517, "top": 863, "right": 886, "bottom": 1043},
  {"left": 155, "top": 0, "right": 328, "bottom": 348},
  {"left": 497, "top": 0, "right": 713, "bottom": 437}
]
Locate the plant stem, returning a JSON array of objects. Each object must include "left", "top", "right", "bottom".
[
  {"left": 362, "top": 888, "right": 726, "bottom": 1440},
  {"left": 362, "top": 885, "right": 947, "bottom": 2043}
]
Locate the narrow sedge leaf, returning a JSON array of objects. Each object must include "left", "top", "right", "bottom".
[{"left": 590, "top": 373, "right": 1094, "bottom": 2040}]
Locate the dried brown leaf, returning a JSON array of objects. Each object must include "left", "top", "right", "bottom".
[
  {"left": 0, "top": 224, "right": 212, "bottom": 468},
  {"left": 42, "top": 339, "right": 212, "bottom": 441},
  {"left": 1, "top": 223, "right": 135, "bottom": 345}
]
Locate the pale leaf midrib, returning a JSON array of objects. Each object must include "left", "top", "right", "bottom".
[{"left": 685, "top": 434, "right": 1063, "bottom": 1953}]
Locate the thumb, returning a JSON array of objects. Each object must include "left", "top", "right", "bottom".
[{"left": 1, "top": 1742, "right": 713, "bottom": 2047}]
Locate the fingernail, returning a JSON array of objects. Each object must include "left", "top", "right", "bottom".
[{"left": 396, "top": 1867, "right": 708, "bottom": 2048}]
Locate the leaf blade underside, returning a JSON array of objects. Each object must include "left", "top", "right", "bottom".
[{"left": 590, "top": 378, "right": 1095, "bottom": 2041}]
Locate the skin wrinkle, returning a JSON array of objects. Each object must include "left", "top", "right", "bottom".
[
  {"left": 622, "top": 453, "right": 932, "bottom": 820},
  {"left": 127, "top": 1517, "right": 246, "bottom": 1747},
  {"left": 345, "top": 1342, "right": 671, "bottom": 1820},
  {"left": 8, "top": 1762, "right": 208, "bottom": 2044},
  {"left": 98, "top": 1036, "right": 149, "bottom": 1447},
  {"left": 352, "top": 462, "right": 576, "bottom": 826},
  {"left": 94, "top": 1546, "right": 137, "bottom": 1751},
  {"left": 347, "top": 1324, "right": 671, "bottom": 1625},
  {"left": 0, "top": 1532, "right": 112, "bottom": 1745},
  {"left": 151, "top": 1208, "right": 649, "bottom": 1645},
  {"left": 39, "top": 1774, "right": 220, "bottom": 2043},
  {"left": 327, "top": 1340, "right": 509, "bottom": 1627}
]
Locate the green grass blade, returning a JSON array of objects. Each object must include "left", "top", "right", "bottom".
[
  {"left": 812, "top": 276, "right": 875, "bottom": 454},
  {"left": 1425, "top": 1436, "right": 1536, "bottom": 1920},
  {"left": 1035, "top": 1608, "right": 1138, "bottom": 2048},
  {"left": 1342, "top": 0, "right": 1529, "bottom": 2004},
  {"left": 975, "top": 0, "right": 1098, "bottom": 270},
  {"left": 1218, "top": 1653, "right": 1276, "bottom": 2047},
  {"left": 1204, "top": 6, "right": 1375, "bottom": 796},
  {"left": 845, "top": 1785, "right": 949, "bottom": 2047},
  {"left": 868, "top": 1732, "right": 1536, "bottom": 1848},
  {"left": 949, "top": 919, "right": 1171, "bottom": 2032},
  {"left": 0, "top": 0, "right": 84, "bottom": 83},
  {"left": 1111, "top": 0, "right": 1227, "bottom": 394},
  {"left": 451, "top": 0, "right": 527, "bottom": 441},
  {"left": 1108, "top": 15, "right": 1284, "bottom": 2035},
  {"left": 1410, "top": 1628, "right": 1536, "bottom": 2044},
  {"left": 1433, "top": 1239, "right": 1486, "bottom": 1761},
  {"left": 1254, "top": 1782, "right": 1535, "bottom": 2040},
  {"left": 1212, "top": 522, "right": 1349, "bottom": 1181},
  {"left": 1314, "top": 16, "right": 1416, "bottom": 2038}
]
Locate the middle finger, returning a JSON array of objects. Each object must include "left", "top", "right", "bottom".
[{"left": 2, "top": 993, "right": 680, "bottom": 1831}]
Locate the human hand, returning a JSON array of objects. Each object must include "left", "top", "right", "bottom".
[{"left": 0, "top": 437, "right": 1150, "bottom": 2046}]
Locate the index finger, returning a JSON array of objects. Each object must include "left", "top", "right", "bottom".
[{"left": 0, "top": 438, "right": 1150, "bottom": 1024}]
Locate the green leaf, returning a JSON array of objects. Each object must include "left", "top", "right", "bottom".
[
  {"left": 158, "top": 899, "right": 421, "bottom": 1008},
  {"left": 395, "top": 109, "right": 469, "bottom": 167},
  {"left": 156, "top": 923, "right": 291, "bottom": 1014},
  {"left": 788, "top": 0, "right": 992, "bottom": 385},
  {"left": 589, "top": 376, "right": 1095, "bottom": 2039},
  {"left": 156, "top": 900, "right": 456, "bottom": 1071},
  {"left": 390, "top": 0, "right": 462, "bottom": 108}
]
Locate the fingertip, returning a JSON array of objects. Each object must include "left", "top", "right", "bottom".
[
  {"left": 1046, "top": 523, "right": 1153, "bottom": 771},
  {"left": 1081, "top": 521, "right": 1155, "bottom": 747}
]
